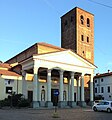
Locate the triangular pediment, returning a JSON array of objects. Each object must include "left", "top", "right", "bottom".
[{"left": 34, "top": 50, "right": 96, "bottom": 69}]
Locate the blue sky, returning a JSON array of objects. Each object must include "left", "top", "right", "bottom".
[{"left": 0, "top": 0, "right": 112, "bottom": 74}]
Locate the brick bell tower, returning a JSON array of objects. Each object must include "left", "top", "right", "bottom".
[{"left": 61, "top": 7, "right": 94, "bottom": 64}]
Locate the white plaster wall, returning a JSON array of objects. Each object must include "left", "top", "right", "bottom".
[
  {"left": 0, "top": 77, "right": 22, "bottom": 100},
  {"left": 95, "top": 76, "right": 112, "bottom": 100}
]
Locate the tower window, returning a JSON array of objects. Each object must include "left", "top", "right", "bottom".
[
  {"left": 87, "top": 18, "right": 90, "bottom": 27},
  {"left": 83, "top": 51, "right": 84, "bottom": 54},
  {"left": 64, "top": 20, "right": 67, "bottom": 26},
  {"left": 81, "top": 35, "right": 84, "bottom": 41},
  {"left": 71, "top": 16, "right": 74, "bottom": 22},
  {"left": 87, "top": 37, "right": 89, "bottom": 43},
  {"left": 80, "top": 15, "right": 84, "bottom": 25}
]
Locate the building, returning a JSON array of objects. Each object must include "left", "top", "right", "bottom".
[
  {"left": 94, "top": 71, "right": 112, "bottom": 101},
  {"left": 61, "top": 7, "right": 94, "bottom": 64},
  {"left": 61, "top": 7, "right": 94, "bottom": 102},
  {"left": 0, "top": 63, "right": 22, "bottom": 100},
  {"left": 6, "top": 42, "right": 96, "bottom": 108}
]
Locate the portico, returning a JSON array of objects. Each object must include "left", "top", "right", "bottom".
[{"left": 21, "top": 50, "right": 96, "bottom": 108}]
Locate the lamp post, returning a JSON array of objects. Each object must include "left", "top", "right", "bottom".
[{"left": 8, "top": 90, "right": 13, "bottom": 108}]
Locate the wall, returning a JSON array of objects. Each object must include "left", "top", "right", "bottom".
[
  {"left": 94, "top": 76, "right": 112, "bottom": 100},
  {"left": 0, "top": 76, "right": 22, "bottom": 100}
]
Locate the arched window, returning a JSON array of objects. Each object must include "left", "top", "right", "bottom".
[
  {"left": 87, "top": 18, "right": 90, "bottom": 27},
  {"left": 63, "top": 90, "right": 66, "bottom": 101},
  {"left": 80, "top": 15, "right": 84, "bottom": 25},
  {"left": 41, "top": 89, "right": 45, "bottom": 101}
]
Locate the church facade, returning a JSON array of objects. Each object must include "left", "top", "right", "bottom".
[{"left": 6, "top": 42, "right": 96, "bottom": 108}]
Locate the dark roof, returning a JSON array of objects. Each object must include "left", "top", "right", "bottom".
[
  {"left": 61, "top": 7, "right": 94, "bottom": 18},
  {"left": 94, "top": 72, "right": 112, "bottom": 78}
]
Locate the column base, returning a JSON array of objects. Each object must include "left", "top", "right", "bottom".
[
  {"left": 33, "top": 101, "right": 40, "bottom": 108},
  {"left": 69, "top": 101, "right": 76, "bottom": 108},
  {"left": 78, "top": 101, "right": 86, "bottom": 107},
  {"left": 88, "top": 101, "right": 94, "bottom": 106},
  {"left": 58, "top": 101, "right": 66, "bottom": 108},
  {"left": 45, "top": 101, "right": 53, "bottom": 108},
  {"left": 40, "top": 101, "right": 46, "bottom": 107},
  {"left": 77, "top": 101, "right": 81, "bottom": 105}
]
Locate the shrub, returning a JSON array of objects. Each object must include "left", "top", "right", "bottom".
[
  {"left": 17, "top": 99, "right": 30, "bottom": 107},
  {"left": 0, "top": 94, "right": 30, "bottom": 108}
]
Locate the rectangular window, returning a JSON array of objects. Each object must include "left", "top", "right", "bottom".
[
  {"left": 64, "top": 20, "right": 67, "bottom": 26},
  {"left": 95, "top": 88, "right": 97, "bottom": 93},
  {"left": 81, "top": 35, "right": 84, "bottom": 41},
  {"left": 101, "top": 87, "right": 104, "bottom": 93},
  {"left": 71, "top": 16, "right": 74, "bottom": 22},
  {"left": 108, "top": 86, "right": 110, "bottom": 93},
  {"left": 6, "top": 87, "right": 12, "bottom": 94},
  {"left": 87, "top": 37, "right": 89, "bottom": 43}
]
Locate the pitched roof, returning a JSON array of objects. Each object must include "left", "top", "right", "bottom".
[
  {"left": 94, "top": 72, "right": 112, "bottom": 78},
  {"left": 0, "top": 69, "right": 20, "bottom": 77},
  {"left": 0, "top": 63, "right": 11, "bottom": 69},
  {"left": 37, "top": 42, "right": 65, "bottom": 51},
  {"left": 5, "top": 42, "right": 65, "bottom": 63}
]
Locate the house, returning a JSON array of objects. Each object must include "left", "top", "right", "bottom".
[
  {"left": 94, "top": 71, "right": 112, "bottom": 101},
  {"left": 0, "top": 62, "right": 22, "bottom": 100}
]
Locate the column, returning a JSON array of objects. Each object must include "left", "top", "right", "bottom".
[
  {"left": 70, "top": 72, "right": 76, "bottom": 107},
  {"left": 80, "top": 73, "right": 86, "bottom": 107},
  {"left": 22, "top": 71, "right": 27, "bottom": 98},
  {"left": 59, "top": 70, "right": 64, "bottom": 108},
  {"left": 68, "top": 77, "right": 71, "bottom": 102},
  {"left": 59, "top": 70, "right": 63, "bottom": 101},
  {"left": 46, "top": 69, "right": 53, "bottom": 107},
  {"left": 77, "top": 76, "right": 80, "bottom": 104},
  {"left": 71, "top": 72, "right": 74, "bottom": 101},
  {"left": 90, "top": 74, "right": 94, "bottom": 105},
  {"left": 33, "top": 67, "right": 39, "bottom": 108}
]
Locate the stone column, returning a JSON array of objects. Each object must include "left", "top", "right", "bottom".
[
  {"left": 46, "top": 69, "right": 53, "bottom": 107},
  {"left": 71, "top": 72, "right": 74, "bottom": 101},
  {"left": 59, "top": 70, "right": 64, "bottom": 108},
  {"left": 90, "top": 74, "right": 94, "bottom": 106},
  {"left": 80, "top": 73, "right": 86, "bottom": 107},
  {"left": 77, "top": 76, "right": 80, "bottom": 105},
  {"left": 68, "top": 77, "right": 71, "bottom": 105},
  {"left": 70, "top": 72, "right": 76, "bottom": 107},
  {"left": 22, "top": 71, "right": 27, "bottom": 99},
  {"left": 33, "top": 67, "right": 39, "bottom": 108}
]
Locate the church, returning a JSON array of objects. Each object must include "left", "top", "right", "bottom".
[{"left": 5, "top": 7, "right": 96, "bottom": 108}]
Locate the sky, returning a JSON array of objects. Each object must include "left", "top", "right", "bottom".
[{"left": 0, "top": 0, "right": 112, "bottom": 74}]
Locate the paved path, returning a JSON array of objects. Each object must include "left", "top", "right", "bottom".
[{"left": 0, "top": 107, "right": 112, "bottom": 120}]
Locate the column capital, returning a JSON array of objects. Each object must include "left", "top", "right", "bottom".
[
  {"left": 81, "top": 73, "right": 85, "bottom": 77},
  {"left": 47, "top": 69, "right": 51, "bottom": 73},
  {"left": 59, "top": 70, "right": 64, "bottom": 75},
  {"left": 70, "top": 72, "right": 75, "bottom": 77},
  {"left": 21, "top": 70, "right": 26, "bottom": 76},
  {"left": 33, "top": 67, "right": 39, "bottom": 74}
]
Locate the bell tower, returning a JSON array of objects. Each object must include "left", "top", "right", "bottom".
[{"left": 61, "top": 7, "right": 94, "bottom": 64}]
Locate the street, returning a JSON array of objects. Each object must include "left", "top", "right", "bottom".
[{"left": 0, "top": 107, "right": 112, "bottom": 120}]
